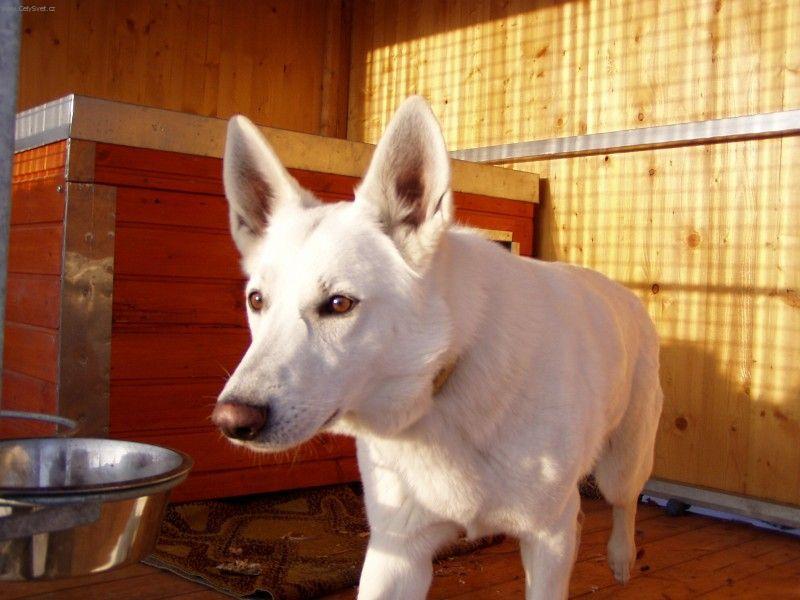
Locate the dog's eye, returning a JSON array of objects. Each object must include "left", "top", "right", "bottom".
[
  {"left": 320, "top": 294, "right": 358, "bottom": 316},
  {"left": 248, "top": 290, "right": 265, "bottom": 312}
]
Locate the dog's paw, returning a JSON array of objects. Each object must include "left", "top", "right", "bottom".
[{"left": 606, "top": 542, "right": 634, "bottom": 584}]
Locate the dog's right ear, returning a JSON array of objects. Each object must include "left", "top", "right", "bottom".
[
  {"left": 355, "top": 96, "right": 453, "bottom": 271},
  {"left": 223, "top": 115, "right": 302, "bottom": 255}
]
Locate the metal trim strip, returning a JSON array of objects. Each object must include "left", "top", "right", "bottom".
[
  {"left": 58, "top": 182, "right": 116, "bottom": 436},
  {"left": 644, "top": 478, "right": 800, "bottom": 528},
  {"left": 451, "top": 110, "right": 800, "bottom": 163},
  {"left": 14, "top": 95, "right": 75, "bottom": 153}
]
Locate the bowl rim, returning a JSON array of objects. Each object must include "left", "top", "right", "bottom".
[{"left": 0, "top": 437, "right": 194, "bottom": 497}]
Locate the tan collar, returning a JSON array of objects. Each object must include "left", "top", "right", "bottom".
[{"left": 432, "top": 360, "right": 458, "bottom": 395}]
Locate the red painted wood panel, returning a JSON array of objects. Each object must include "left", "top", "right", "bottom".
[
  {"left": 94, "top": 144, "right": 534, "bottom": 215},
  {"left": 113, "top": 278, "right": 247, "bottom": 327},
  {"left": 5, "top": 274, "right": 61, "bottom": 329},
  {"left": 3, "top": 145, "right": 66, "bottom": 439},
  {"left": 456, "top": 209, "right": 534, "bottom": 257},
  {"left": 110, "top": 329, "right": 248, "bottom": 381},
  {"left": 169, "top": 456, "right": 360, "bottom": 502},
  {"left": 109, "top": 379, "right": 224, "bottom": 433},
  {"left": 7, "top": 224, "right": 63, "bottom": 275},
  {"left": 12, "top": 141, "right": 66, "bottom": 184},
  {"left": 455, "top": 190, "right": 534, "bottom": 219},
  {"left": 114, "top": 225, "right": 240, "bottom": 279},
  {"left": 94, "top": 144, "right": 224, "bottom": 195},
  {"left": 2, "top": 322, "right": 59, "bottom": 382},
  {"left": 10, "top": 179, "right": 65, "bottom": 225},
  {"left": 115, "top": 186, "right": 228, "bottom": 230},
  {"left": 0, "top": 371, "right": 58, "bottom": 439}
]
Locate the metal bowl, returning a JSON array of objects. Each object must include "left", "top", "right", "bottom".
[{"left": 0, "top": 437, "right": 192, "bottom": 581}]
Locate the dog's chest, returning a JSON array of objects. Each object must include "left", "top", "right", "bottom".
[{"left": 361, "top": 437, "right": 492, "bottom": 526}]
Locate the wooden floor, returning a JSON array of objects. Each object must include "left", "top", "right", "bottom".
[{"left": 3, "top": 498, "right": 799, "bottom": 599}]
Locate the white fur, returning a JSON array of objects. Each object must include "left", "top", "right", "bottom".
[{"left": 217, "top": 97, "right": 663, "bottom": 599}]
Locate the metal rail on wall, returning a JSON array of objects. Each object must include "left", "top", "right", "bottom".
[{"left": 450, "top": 109, "right": 800, "bottom": 163}]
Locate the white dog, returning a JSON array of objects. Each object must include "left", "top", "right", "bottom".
[{"left": 211, "top": 97, "right": 663, "bottom": 600}]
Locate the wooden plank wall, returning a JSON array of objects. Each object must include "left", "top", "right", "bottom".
[
  {"left": 1, "top": 143, "right": 67, "bottom": 438},
  {"left": 347, "top": 0, "right": 800, "bottom": 506},
  {"left": 18, "top": 0, "right": 352, "bottom": 137}
]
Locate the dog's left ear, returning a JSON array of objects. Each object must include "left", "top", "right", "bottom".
[{"left": 356, "top": 96, "right": 454, "bottom": 269}]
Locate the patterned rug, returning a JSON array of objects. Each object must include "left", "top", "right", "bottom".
[{"left": 145, "top": 483, "right": 502, "bottom": 599}]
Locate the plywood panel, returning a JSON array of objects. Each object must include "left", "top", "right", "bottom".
[
  {"left": 6, "top": 224, "right": 63, "bottom": 276},
  {"left": 109, "top": 379, "right": 224, "bottom": 434},
  {"left": 170, "top": 457, "right": 360, "bottom": 502},
  {"left": 512, "top": 136, "right": 799, "bottom": 505},
  {"left": 110, "top": 329, "right": 248, "bottom": 382},
  {"left": 3, "top": 322, "right": 59, "bottom": 383},
  {"left": 10, "top": 180, "right": 65, "bottom": 225},
  {"left": 349, "top": 0, "right": 799, "bottom": 148},
  {"left": 5, "top": 274, "right": 61, "bottom": 329},
  {"left": 114, "top": 226, "right": 239, "bottom": 280},
  {"left": 113, "top": 278, "right": 246, "bottom": 328},
  {"left": 1, "top": 373, "right": 55, "bottom": 409},
  {"left": 18, "top": 0, "right": 342, "bottom": 136},
  {"left": 11, "top": 142, "right": 67, "bottom": 183}
]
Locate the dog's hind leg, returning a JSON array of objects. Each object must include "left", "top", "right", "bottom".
[
  {"left": 593, "top": 358, "right": 663, "bottom": 583},
  {"left": 519, "top": 488, "right": 581, "bottom": 600}
]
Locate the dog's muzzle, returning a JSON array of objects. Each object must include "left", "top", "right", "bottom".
[{"left": 211, "top": 401, "right": 268, "bottom": 441}]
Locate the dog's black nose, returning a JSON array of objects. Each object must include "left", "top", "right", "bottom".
[{"left": 212, "top": 401, "right": 268, "bottom": 440}]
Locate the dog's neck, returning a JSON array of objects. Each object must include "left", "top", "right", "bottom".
[{"left": 432, "top": 360, "right": 457, "bottom": 395}]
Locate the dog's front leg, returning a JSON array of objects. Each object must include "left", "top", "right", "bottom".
[
  {"left": 357, "top": 521, "right": 458, "bottom": 600},
  {"left": 519, "top": 490, "right": 581, "bottom": 600}
]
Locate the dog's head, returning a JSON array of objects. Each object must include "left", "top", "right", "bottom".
[{"left": 212, "top": 97, "right": 455, "bottom": 451}]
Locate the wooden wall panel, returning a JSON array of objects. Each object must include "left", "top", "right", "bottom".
[
  {"left": 348, "top": 0, "right": 799, "bottom": 148},
  {"left": 2, "top": 146, "right": 66, "bottom": 437},
  {"left": 169, "top": 457, "right": 360, "bottom": 503},
  {"left": 18, "top": 0, "right": 351, "bottom": 136},
  {"left": 6, "top": 225, "right": 63, "bottom": 276},
  {"left": 511, "top": 137, "right": 800, "bottom": 506},
  {"left": 5, "top": 275, "right": 61, "bottom": 330},
  {"left": 2, "top": 323, "right": 59, "bottom": 383}
]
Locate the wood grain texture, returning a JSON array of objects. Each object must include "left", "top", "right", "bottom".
[
  {"left": 516, "top": 137, "right": 800, "bottom": 506},
  {"left": 6, "top": 224, "right": 63, "bottom": 276},
  {"left": 17, "top": 0, "right": 343, "bottom": 136},
  {"left": 2, "top": 146, "right": 66, "bottom": 437},
  {"left": 348, "top": 0, "right": 799, "bottom": 148},
  {"left": 0, "top": 371, "right": 58, "bottom": 438},
  {"left": 169, "top": 456, "right": 361, "bottom": 502},
  {"left": 5, "top": 274, "right": 61, "bottom": 329},
  {"left": 110, "top": 329, "right": 247, "bottom": 382},
  {"left": 2, "top": 323, "right": 59, "bottom": 383},
  {"left": 11, "top": 142, "right": 67, "bottom": 183},
  {"left": 5, "top": 499, "right": 799, "bottom": 599},
  {"left": 10, "top": 180, "right": 65, "bottom": 225}
]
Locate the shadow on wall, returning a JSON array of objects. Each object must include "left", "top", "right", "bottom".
[{"left": 655, "top": 337, "right": 800, "bottom": 505}]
